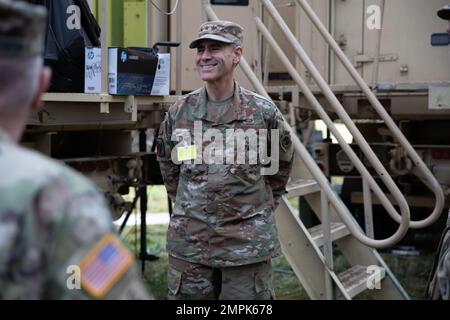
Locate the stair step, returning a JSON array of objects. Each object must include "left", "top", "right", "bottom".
[
  {"left": 308, "top": 222, "right": 351, "bottom": 247},
  {"left": 337, "top": 265, "right": 386, "bottom": 298},
  {"left": 286, "top": 179, "right": 320, "bottom": 198}
]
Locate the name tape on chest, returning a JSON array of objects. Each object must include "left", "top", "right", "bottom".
[
  {"left": 80, "top": 234, "right": 133, "bottom": 299},
  {"left": 177, "top": 145, "right": 197, "bottom": 161}
]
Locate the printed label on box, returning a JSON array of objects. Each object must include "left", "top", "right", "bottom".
[
  {"left": 84, "top": 47, "right": 101, "bottom": 94},
  {"left": 151, "top": 53, "right": 170, "bottom": 96}
]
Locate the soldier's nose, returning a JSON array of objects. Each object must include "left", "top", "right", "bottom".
[{"left": 200, "top": 51, "right": 212, "bottom": 60}]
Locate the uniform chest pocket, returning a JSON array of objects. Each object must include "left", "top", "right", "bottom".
[
  {"left": 180, "top": 163, "right": 207, "bottom": 179},
  {"left": 228, "top": 164, "right": 262, "bottom": 186}
]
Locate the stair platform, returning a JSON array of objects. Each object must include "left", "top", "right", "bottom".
[
  {"left": 308, "top": 222, "right": 350, "bottom": 247},
  {"left": 337, "top": 265, "right": 386, "bottom": 298},
  {"left": 286, "top": 179, "right": 320, "bottom": 198}
]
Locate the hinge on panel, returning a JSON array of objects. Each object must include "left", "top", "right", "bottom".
[{"left": 125, "top": 95, "right": 138, "bottom": 121}]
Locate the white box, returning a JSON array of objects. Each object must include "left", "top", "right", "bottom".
[{"left": 84, "top": 47, "right": 102, "bottom": 94}]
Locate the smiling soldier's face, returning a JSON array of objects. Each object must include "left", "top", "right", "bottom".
[{"left": 195, "top": 40, "right": 240, "bottom": 83}]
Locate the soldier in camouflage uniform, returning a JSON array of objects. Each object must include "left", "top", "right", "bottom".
[
  {"left": 157, "top": 20, "right": 294, "bottom": 300},
  {"left": 427, "top": 4, "right": 450, "bottom": 300},
  {"left": 0, "top": 0, "right": 152, "bottom": 300}
]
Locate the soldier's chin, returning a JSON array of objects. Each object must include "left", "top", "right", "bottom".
[{"left": 199, "top": 72, "right": 218, "bottom": 82}]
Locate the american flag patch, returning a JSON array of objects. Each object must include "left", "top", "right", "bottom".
[{"left": 80, "top": 234, "right": 133, "bottom": 299}]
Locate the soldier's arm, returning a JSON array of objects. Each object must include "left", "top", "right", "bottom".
[
  {"left": 39, "top": 178, "right": 153, "bottom": 300},
  {"left": 156, "top": 109, "right": 180, "bottom": 202},
  {"left": 266, "top": 107, "right": 294, "bottom": 208},
  {"left": 436, "top": 226, "right": 450, "bottom": 300}
]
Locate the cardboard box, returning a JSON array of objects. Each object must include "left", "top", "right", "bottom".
[
  {"left": 84, "top": 47, "right": 102, "bottom": 93},
  {"left": 108, "top": 47, "right": 170, "bottom": 96}
]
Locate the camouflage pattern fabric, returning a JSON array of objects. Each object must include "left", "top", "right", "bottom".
[
  {"left": 167, "top": 255, "right": 274, "bottom": 300},
  {"left": 427, "top": 212, "right": 450, "bottom": 300},
  {"left": 0, "top": 129, "right": 152, "bottom": 300},
  {"left": 157, "top": 82, "right": 294, "bottom": 268},
  {"left": 0, "top": 0, "right": 47, "bottom": 57},
  {"left": 189, "top": 20, "right": 243, "bottom": 49}
]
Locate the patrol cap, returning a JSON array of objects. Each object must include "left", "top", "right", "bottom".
[
  {"left": 437, "top": 4, "right": 450, "bottom": 20},
  {"left": 0, "top": 0, "right": 47, "bottom": 57},
  {"left": 189, "top": 20, "right": 243, "bottom": 49}
]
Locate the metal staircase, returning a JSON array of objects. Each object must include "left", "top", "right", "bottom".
[
  {"left": 202, "top": 0, "right": 445, "bottom": 299},
  {"left": 278, "top": 174, "right": 409, "bottom": 299}
]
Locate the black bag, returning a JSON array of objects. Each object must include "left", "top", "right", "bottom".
[{"left": 27, "top": 0, "right": 101, "bottom": 92}]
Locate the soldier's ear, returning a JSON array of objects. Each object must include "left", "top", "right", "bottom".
[
  {"left": 233, "top": 46, "right": 243, "bottom": 64},
  {"left": 31, "top": 66, "right": 51, "bottom": 111}
]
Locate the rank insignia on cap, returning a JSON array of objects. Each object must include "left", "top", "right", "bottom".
[{"left": 80, "top": 234, "right": 133, "bottom": 299}]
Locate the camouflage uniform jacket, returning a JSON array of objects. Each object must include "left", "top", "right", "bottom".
[
  {"left": 427, "top": 212, "right": 450, "bottom": 299},
  {"left": 0, "top": 129, "right": 151, "bottom": 299},
  {"left": 157, "top": 82, "right": 294, "bottom": 267}
]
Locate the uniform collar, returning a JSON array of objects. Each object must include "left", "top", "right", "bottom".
[{"left": 193, "top": 81, "right": 254, "bottom": 125}]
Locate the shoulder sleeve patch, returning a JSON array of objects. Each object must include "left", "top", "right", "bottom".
[{"left": 80, "top": 234, "right": 134, "bottom": 299}]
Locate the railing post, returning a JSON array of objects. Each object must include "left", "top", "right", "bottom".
[
  {"left": 175, "top": 0, "right": 182, "bottom": 95},
  {"left": 363, "top": 177, "right": 374, "bottom": 239},
  {"left": 321, "top": 191, "right": 334, "bottom": 300},
  {"left": 100, "top": 0, "right": 109, "bottom": 114}
]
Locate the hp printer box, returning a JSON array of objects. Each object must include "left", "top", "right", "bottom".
[{"left": 108, "top": 47, "right": 170, "bottom": 96}]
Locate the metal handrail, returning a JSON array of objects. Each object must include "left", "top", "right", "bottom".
[
  {"left": 255, "top": 16, "right": 409, "bottom": 248},
  {"left": 293, "top": 0, "right": 444, "bottom": 229},
  {"left": 202, "top": 1, "right": 409, "bottom": 248}
]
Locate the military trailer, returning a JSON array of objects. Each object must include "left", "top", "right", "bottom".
[{"left": 23, "top": 0, "right": 450, "bottom": 299}]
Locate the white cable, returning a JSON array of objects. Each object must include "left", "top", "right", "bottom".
[{"left": 150, "top": 0, "right": 180, "bottom": 16}]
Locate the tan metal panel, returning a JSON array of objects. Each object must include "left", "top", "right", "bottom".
[
  {"left": 294, "top": 0, "right": 329, "bottom": 85},
  {"left": 362, "top": 0, "right": 450, "bottom": 84},
  {"left": 169, "top": 0, "right": 449, "bottom": 91},
  {"left": 170, "top": 0, "right": 257, "bottom": 92},
  {"left": 333, "top": 0, "right": 365, "bottom": 85},
  {"left": 261, "top": 2, "right": 296, "bottom": 85}
]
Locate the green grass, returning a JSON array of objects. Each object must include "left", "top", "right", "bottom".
[
  {"left": 119, "top": 185, "right": 434, "bottom": 300},
  {"left": 272, "top": 255, "right": 308, "bottom": 299},
  {"left": 120, "top": 223, "right": 433, "bottom": 300},
  {"left": 120, "top": 224, "right": 309, "bottom": 300},
  {"left": 380, "top": 252, "right": 433, "bottom": 300},
  {"left": 121, "top": 224, "right": 169, "bottom": 299},
  {"left": 124, "top": 186, "right": 169, "bottom": 213}
]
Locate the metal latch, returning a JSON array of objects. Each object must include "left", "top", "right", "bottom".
[
  {"left": 125, "top": 95, "right": 138, "bottom": 121},
  {"left": 353, "top": 54, "right": 398, "bottom": 67}
]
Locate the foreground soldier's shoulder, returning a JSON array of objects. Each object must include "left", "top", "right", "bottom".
[
  {"left": 76, "top": 234, "right": 151, "bottom": 300},
  {"left": 1, "top": 144, "right": 90, "bottom": 191}
]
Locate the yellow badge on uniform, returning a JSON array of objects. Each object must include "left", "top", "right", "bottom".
[
  {"left": 177, "top": 145, "right": 197, "bottom": 161},
  {"left": 79, "top": 234, "right": 133, "bottom": 299}
]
